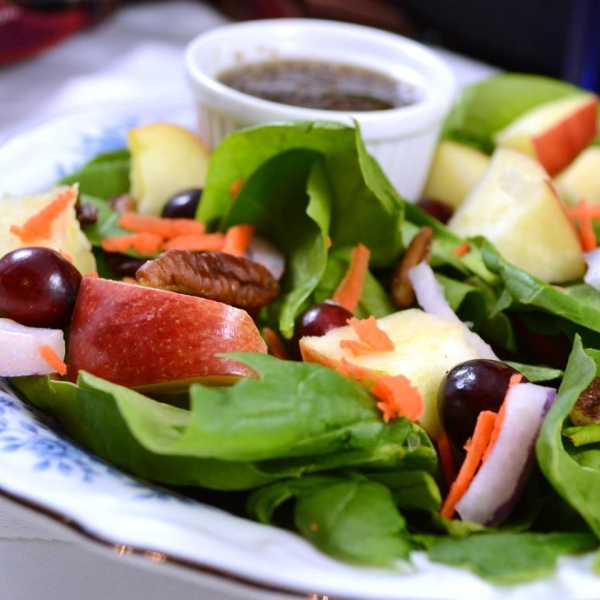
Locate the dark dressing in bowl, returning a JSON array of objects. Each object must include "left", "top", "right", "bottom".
[{"left": 217, "top": 59, "right": 416, "bottom": 112}]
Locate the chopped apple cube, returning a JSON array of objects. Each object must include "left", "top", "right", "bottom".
[
  {"left": 554, "top": 146, "right": 600, "bottom": 206},
  {"left": 0, "top": 185, "right": 96, "bottom": 275},
  {"left": 448, "top": 147, "right": 585, "bottom": 284},
  {"left": 494, "top": 94, "right": 598, "bottom": 176},
  {"left": 422, "top": 140, "right": 490, "bottom": 209},
  {"left": 300, "top": 308, "right": 488, "bottom": 438},
  {"left": 128, "top": 123, "right": 210, "bottom": 216}
]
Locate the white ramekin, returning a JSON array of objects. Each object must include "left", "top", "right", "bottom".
[{"left": 184, "top": 19, "right": 456, "bottom": 201}]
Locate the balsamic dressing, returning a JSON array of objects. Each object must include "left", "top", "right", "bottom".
[{"left": 218, "top": 59, "right": 416, "bottom": 112}]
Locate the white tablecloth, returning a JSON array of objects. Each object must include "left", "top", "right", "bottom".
[{"left": 0, "top": 3, "right": 498, "bottom": 598}]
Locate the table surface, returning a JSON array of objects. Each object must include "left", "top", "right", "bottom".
[{"left": 0, "top": 2, "right": 498, "bottom": 598}]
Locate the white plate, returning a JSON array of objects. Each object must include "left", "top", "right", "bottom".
[{"left": 0, "top": 103, "right": 599, "bottom": 600}]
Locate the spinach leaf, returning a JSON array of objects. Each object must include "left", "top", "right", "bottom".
[
  {"left": 429, "top": 531, "right": 597, "bottom": 583},
  {"left": 58, "top": 149, "right": 130, "bottom": 199},
  {"left": 295, "top": 480, "right": 414, "bottom": 564},
  {"left": 536, "top": 337, "right": 600, "bottom": 537},
  {"left": 199, "top": 121, "right": 405, "bottom": 268}
]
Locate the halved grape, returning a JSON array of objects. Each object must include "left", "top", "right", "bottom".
[
  {"left": 0, "top": 247, "right": 82, "bottom": 329},
  {"left": 438, "top": 359, "right": 525, "bottom": 450}
]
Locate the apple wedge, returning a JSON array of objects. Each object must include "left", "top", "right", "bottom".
[
  {"left": 0, "top": 185, "right": 96, "bottom": 275},
  {"left": 422, "top": 140, "right": 490, "bottom": 209},
  {"left": 554, "top": 146, "right": 600, "bottom": 206},
  {"left": 300, "top": 308, "right": 488, "bottom": 438},
  {"left": 494, "top": 94, "right": 598, "bottom": 176},
  {"left": 67, "top": 277, "right": 267, "bottom": 389},
  {"left": 447, "top": 147, "right": 585, "bottom": 284},
  {"left": 128, "top": 123, "right": 210, "bottom": 216}
]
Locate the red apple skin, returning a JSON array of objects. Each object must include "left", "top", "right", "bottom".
[
  {"left": 67, "top": 277, "right": 267, "bottom": 387},
  {"left": 534, "top": 97, "right": 598, "bottom": 176}
]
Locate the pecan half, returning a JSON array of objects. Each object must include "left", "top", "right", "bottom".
[
  {"left": 136, "top": 250, "right": 280, "bottom": 310},
  {"left": 571, "top": 377, "right": 600, "bottom": 426},
  {"left": 390, "top": 226, "right": 433, "bottom": 309}
]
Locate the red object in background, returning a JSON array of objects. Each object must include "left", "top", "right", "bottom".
[{"left": 0, "top": 1, "right": 114, "bottom": 65}]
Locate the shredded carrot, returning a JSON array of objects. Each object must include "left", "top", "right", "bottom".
[
  {"left": 372, "top": 374, "right": 423, "bottom": 423},
  {"left": 335, "top": 359, "right": 421, "bottom": 423},
  {"left": 340, "top": 316, "right": 394, "bottom": 356},
  {"left": 335, "top": 357, "right": 379, "bottom": 384},
  {"left": 567, "top": 201, "right": 600, "bottom": 220},
  {"left": 453, "top": 241, "right": 470, "bottom": 257},
  {"left": 326, "top": 236, "right": 333, "bottom": 249},
  {"left": 39, "top": 345, "right": 67, "bottom": 376},
  {"left": 161, "top": 232, "right": 226, "bottom": 252},
  {"left": 118, "top": 212, "right": 206, "bottom": 239},
  {"left": 440, "top": 410, "right": 497, "bottom": 519},
  {"left": 332, "top": 244, "right": 370, "bottom": 314},
  {"left": 221, "top": 224, "right": 255, "bottom": 257},
  {"left": 85, "top": 270, "right": 99, "bottom": 278},
  {"left": 10, "top": 188, "right": 75, "bottom": 243},
  {"left": 262, "top": 327, "right": 289, "bottom": 360},
  {"left": 101, "top": 232, "right": 163, "bottom": 255},
  {"left": 437, "top": 429, "right": 458, "bottom": 488},
  {"left": 569, "top": 197, "right": 598, "bottom": 251},
  {"left": 122, "top": 276, "right": 138, "bottom": 285},
  {"left": 230, "top": 179, "right": 244, "bottom": 198}
]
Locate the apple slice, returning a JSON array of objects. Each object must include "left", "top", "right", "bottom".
[
  {"left": 447, "top": 147, "right": 585, "bottom": 283},
  {"left": 554, "top": 146, "right": 600, "bottom": 206},
  {"left": 494, "top": 94, "right": 598, "bottom": 176},
  {"left": 128, "top": 123, "right": 210, "bottom": 216},
  {"left": 300, "top": 308, "right": 488, "bottom": 438},
  {"left": 0, "top": 185, "right": 96, "bottom": 275},
  {"left": 67, "top": 277, "right": 267, "bottom": 389},
  {"left": 422, "top": 141, "right": 490, "bottom": 209}
]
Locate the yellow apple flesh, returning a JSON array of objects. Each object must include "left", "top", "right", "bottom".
[
  {"left": 67, "top": 277, "right": 267, "bottom": 389},
  {"left": 448, "top": 147, "right": 585, "bottom": 284},
  {"left": 299, "top": 308, "right": 487, "bottom": 438},
  {"left": 422, "top": 141, "right": 490, "bottom": 209},
  {"left": 554, "top": 146, "right": 600, "bottom": 206},
  {"left": 0, "top": 185, "right": 96, "bottom": 275},
  {"left": 494, "top": 94, "right": 598, "bottom": 176},
  {"left": 128, "top": 123, "right": 210, "bottom": 215}
]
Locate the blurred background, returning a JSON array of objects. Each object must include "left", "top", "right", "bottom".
[{"left": 2, "top": 0, "right": 598, "bottom": 89}]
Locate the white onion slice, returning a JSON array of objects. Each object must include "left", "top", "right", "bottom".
[
  {"left": 408, "top": 261, "right": 498, "bottom": 360},
  {"left": 584, "top": 247, "right": 600, "bottom": 291},
  {"left": 244, "top": 235, "right": 285, "bottom": 280},
  {"left": 0, "top": 318, "right": 65, "bottom": 376},
  {"left": 455, "top": 382, "right": 556, "bottom": 525}
]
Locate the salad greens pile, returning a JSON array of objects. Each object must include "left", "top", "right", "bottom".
[{"left": 12, "top": 73, "right": 600, "bottom": 584}]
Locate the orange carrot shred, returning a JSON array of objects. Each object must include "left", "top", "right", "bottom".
[
  {"left": 372, "top": 374, "right": 423, "bottom": 423},
  {"left": 10, "top": 188, "right": 75, "bottom": 243},
  {"left": 262, "top": 327, "right": 289, "bottom": 360},
  {"left": 335, "top": 357, "right": 378, "bottom": 383},
  {"left": 122, "top": 276, "right": 138, "bottom": 285},
  {"left": 221, "top": 224, "right": 255, "bottom": 257},
  {"left": 230, "top": 179, "right": 245, "bottom": 198},
  {"left": 573, "top": 198, "right": 598, "bottom": 251},
  {"left": 440, "top": 410, "right": 497, "bottom": 519},
  {"left": 340, "top": 316, "right": 394, "bottom": 356},
  {"left": 332, "top": 243, "right": 370, "bottom": 313},
  {"left": 161, "top": 232, "right": 226, "bottom": 252},
  {"left": 453, "top": 241, "right": 470, "bottom": 256},
  {"left": 85, "top": 271, "right": 99, "bottom": 278},
  {"left": 59, "top": 248, "right": 74, "bottom": 263},
  {"left": 118, "top": 212, "right": 205, "bottom": 239},
  {"left": 101, "top": 232, "right": 163, "bottom": 255},
  {"left": 39, "top": 345, "right": 67, "bottom": 376},
  {"left": 437, "top": 429, "right": 458, "bottom": 488}
]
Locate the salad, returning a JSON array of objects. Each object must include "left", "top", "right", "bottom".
[{"left": 2, "top": 72, "right": 600, "bottom": 587}]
